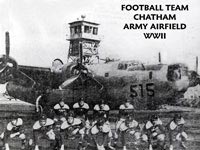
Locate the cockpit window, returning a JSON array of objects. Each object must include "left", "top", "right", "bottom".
[
  {"left": 118, "top": 61, "right": 144, "bottom": 70},
  {"left": 93, "top": 27, "right": 98, "bottom": 35},
  {"left": 118, "top": 63, "right": 128, "bottom": 70}
]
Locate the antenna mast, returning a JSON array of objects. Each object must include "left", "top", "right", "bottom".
[
  {"left": 196, "top": 56, "right": 198, "bottom": 73},
  {"left": 158, "top": 52, "right": 161, "bottom": 64}
]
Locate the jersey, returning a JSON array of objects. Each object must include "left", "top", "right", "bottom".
[
  {"left": 91, "top": 121, "right": 112, "bottom": 135},
  {"left": 61, "top": 118, "right": 82, "bottom": 137},
  {"left": 61, "top": 118, "right": 82, "bottom": 130},
  {"left": 168, "top": 117, "right": 185, "bottom": 132},
  {"left": 33, "top": 118, "right": 54, "bottom": 133},
  {"left": 54, "top": 103, "right": 69, "bottom": 116},
  {"left": 117, "top": 119, "right": 139, "bottom": 132},
  {"left": 119, "top": 103, "right": 134, "bottom": 110},
  {"left": 73, "top": 102, "right": 89, "bottom": 116},
  {"left": 145, "top": 118, "right": 164, "bottom": 137},
  {"left": 94, "top": 104, "right": 110, "bottom": 111},
  {"left": 119, "top": 103, "right": 134, "bottom": 118},
  {"left": 6, "top": 118, "right": 23, "bottom": 133},
  {"left": 94, "top": 104, "right": 110, "bottom": 118}
]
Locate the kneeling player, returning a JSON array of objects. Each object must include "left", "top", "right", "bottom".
[
  {"left": 0, "top": 115, "right": 26, "bottom": 150},
  {"left": 60, "top": 112, "right": 86, "bottom": 150},
  {"left": 144, "top": 115, "right": 165, "bottom": 150},
  {"left": 115, "top": 115, "right": 141, "bottom": 150},
  {"left": 33, "top": 114, "right": 56, "bottom": 150},
  {"left": 167, "top": 114, "right": 188, "bottom": 150},
  {"left": 91, "top": 116, "right": 115, "bottom": 150}
]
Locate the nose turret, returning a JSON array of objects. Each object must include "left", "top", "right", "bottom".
[{"left": 167, "top": 63, "right": 190, "bottom": 91}]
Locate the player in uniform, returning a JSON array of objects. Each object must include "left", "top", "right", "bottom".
[
  {"left": 93, "top": 99, "right": 110, "bottom": 120},
  {"left": 114, "top": 99, "right": 135, "bottom": 149},
  {"left": 60, "top": 111, "right": 86, "bottom": 150},
  {"left": 33, "top": 114, "right": 57, "bottom": 150},
  {"left": 167, "top": 114, "right": 188, "bottom": 150},
  {"left": 116, "top": 99, "right": 134, "bottom": 133},
  {"left": 119, "top": 98, "right": 134, "bottom": 118},
  {"left": 73, "top": 97, "right": 89, "bottom": 119},
  {"left": 0, "top": 115, "right": 26, "bottom": 150},
  {"left": 115, "top": 114, "right": 141, "bottom": 150},
  {"left": 53, "top": 98, "right": 70, "bottom": 122},
  {"left": 91, "top": 115, "right": 115, "bottom": 150},
  {"left": 52, "top": 119, "right": 65, "bottom": 150},
  {"left": 144, "top": 115, "right": 165, "bottom": 150}
]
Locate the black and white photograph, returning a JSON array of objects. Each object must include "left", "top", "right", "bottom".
[{"left": 0, "top": 0, "right": 200, "bottom": 150}]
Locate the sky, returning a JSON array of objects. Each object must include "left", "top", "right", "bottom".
[{"left": 0, "top": 0, "right": 200, "bottom": 72}]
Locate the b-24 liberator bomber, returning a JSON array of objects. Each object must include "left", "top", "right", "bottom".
[{"left": 0, "top": 18, "right": 199, "bottom": 112}]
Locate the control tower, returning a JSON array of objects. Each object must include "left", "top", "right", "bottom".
[{"left": 67, "top": 16, "right": 101, "bottom": 64}]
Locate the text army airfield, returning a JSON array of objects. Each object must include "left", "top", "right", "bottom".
[{"left": 0, "top": 16, "right": 200, "bottom": 150}]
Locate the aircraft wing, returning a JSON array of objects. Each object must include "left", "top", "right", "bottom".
[{"left": 18, "top": 65, "right": 52, "bottom": 87}]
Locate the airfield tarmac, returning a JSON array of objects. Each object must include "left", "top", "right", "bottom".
[{"left": 0, "top": 96, "right": 200, "bottom": 150}]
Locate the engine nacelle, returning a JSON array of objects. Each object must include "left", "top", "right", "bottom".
[
  {"left": 0, "top": 55, "right": 18, "bottom": 84},
  {"left": 51, "top": 58, "right": 63, "bottom": 74}
]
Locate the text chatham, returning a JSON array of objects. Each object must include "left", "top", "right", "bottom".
[
  {"left": 121, "top": 4, "right": 189, "bottom": 11},
  {"left": 133, "top": 14, "right": 176, "bottom": 20}
]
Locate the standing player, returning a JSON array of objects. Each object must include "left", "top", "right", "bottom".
[
  {"left": 116, "top": 99, "right": 134, "bottom": 134},
  {"left": 93, "top": 99, "right": 110, "bottom": 120},
  {"left": 73, "top": 97, "right": 89, "bottom": 119},
  {"left": 167, "top": 114, "right": 188, "bottom": 150},
  {"left": 53, "top": 98, "right": 70, "bottom": 122},
  {"left": 0, "top": 115, "right": 26, "bottom": 150},
  {"left": 119, "top": 98, "right": 134, "bottom": 118}
]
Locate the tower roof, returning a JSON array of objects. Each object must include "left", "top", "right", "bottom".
[{"left": 69, "top": 20, "right": 99, "bottom": 26}]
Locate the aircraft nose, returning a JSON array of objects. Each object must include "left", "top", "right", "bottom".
[{"left": 174, "top": 76, "right": 189, "bottom": 91}]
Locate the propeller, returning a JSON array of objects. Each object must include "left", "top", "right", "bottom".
[
  {"left": 69, "top": 42, "right": 89, "bottom": 75},
  {"left": 0, "top": 32, "right": 18, "bottom": 82},
  {"left": 59, "top": 42, "right": 103, "bottom": 90},
  {"left": 0, "top": 32, "right": 35, "bottom": 87},
  {"left": 158, "top": 52, "right": 161, "bottom": 64},
  {"left": 6, "top": 32, "right": 10, "bottom": 58}
]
